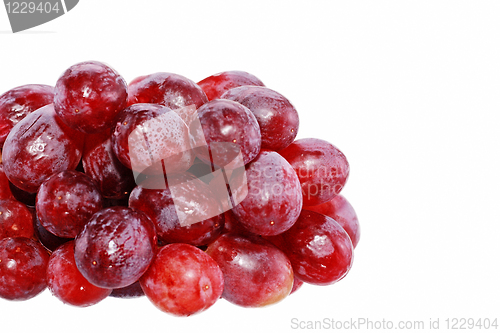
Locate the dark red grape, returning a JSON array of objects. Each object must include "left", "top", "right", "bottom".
[
  {"left": 305, "top": 194, "right": 360, "bottom": 248},
  {"left": 54, "top": 61, "right": 128, "bottom": 134},
  {"left": 221, "top": 209, "right": 250, "bottom": 235},
  {"left": 221, "top": 86, "right": 299, "bottom": 151},
  {"left": 129, "top": 174, "right": 224, "bottom": 246},
  {"left": 140, "top": 243, "right": 224, "bottom": 316},
  {"left": 0, "top": 199, "right": 34, "bottom": 240},
  {"left": 82, "top": 129, "right": 135, "bottom": 199},
  {"left": 110, "top": 281, "right": 144, "bottom": 299},
  {"left": 197, "top": 71, "right": 264, "bottom": 101},
  {"left": 47, "top": 241, "right": 111, "bottom": 307},
  {"left": 0, "top": 84, "right": 54, "bottom": 147},
  {"left": 0, "top": 237, "right": 50, "bottom": 300},
  {"left": 206, "top": 232, "right": 293, "bottom": 307},
  {"left": 33, "top": 215, "right": 71, "bottom": 252},
  {"left": 0, "top": 164, "right": 14, "bottom": 200},
  {"left": 267, "top": 210, "right": 353, "bottom": 285},
  {"left": 127, "top": 72, "right": 208, "bottom": 110},
  {"left": 8, "top": 182, "right": 36, "bottom": 207},
  {"left": 111, "top": 103, "right": 194, "bottom": 176},
  {"left": 2, "top": 104, "right": 84, "bottom": 193},
  {"left": 74, "top": 206, "right": 157, "bottom": 289},
  {"left": 36, "top": 170, "right": 104, "bottom": 238},
  {"left": 231, "top": 150, "right": 302, "bottom": 236},
  {"left": 191, "top": 99, "right": 261, "bottom": 166},
  {"left": 279, "top": 138, "right": 349, "bottom": 206}
]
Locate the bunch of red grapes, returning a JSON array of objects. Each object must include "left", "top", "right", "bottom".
[{"left": 0, "top": 61, "right": 360, "bottom": 316}]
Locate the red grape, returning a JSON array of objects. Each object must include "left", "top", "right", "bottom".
[
  {"left": 231, "top": 150, "right": 302, "bottom": 236},
  {"left": 36, "top": 170, "right": 104, "bottom": 238},
  {"left": 111, "top": 103, "right": 194, "bottom": 176},
  {"left": 54, "top": 61, "right": 128, "bottom": 134},
  {"left": 33, "top": 215, "right": 71, "bottom": 252},
  {"left": 0, "top": 199, "right": 34, "bottom": 240},
  {"left": 0, "top": 164, "right": 14, "bottom": 200},
  {"left": 47, "top": 241, "right": 111, "bottom": 307},
  {"left": 82, "top": 129, "right": 135, "bottom": 199},
  {"left": 140, "top": 243, "right": 224, "bottom": 316},
  {"left": 0, "top": 237, "right": 50, "bottom": 300},
  {"left": 0, "top": 84, "right": 54, "bottom": 147},
  {"left": 267, "top": 210, "right": 353, "bottom": 285},
  {"left": 127, "top": 72, "right": 208, "bottom": 110},
  {"left": 206, "top": 232, "right": 293, "bottom": 307},
  {"left": 305, "top": 194, "right": 360, "bottom": 248},
  {"left": 198, "top": 71, "right": 264, "bottom": 101},
  {"left": 129, "top": 174, "right": 224, "bottom": 246},
  {"left": 74, "top": 206, "right": 157, "bottom": 289},
  {"left": 191, "top": 99, "right": 261, "bottom": 166},
  {"left": 2, "top": 104, "right": 84, "bottom": 193},
  {"left": 221, "top": 85, "right": 299, "bottom": 151},
  {"left": 279, "top": 138, "right": 349, "bottom": 206}
]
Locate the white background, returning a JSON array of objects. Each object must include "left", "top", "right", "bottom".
[{"left": 1, "top": 1, "right": 499, "bottom": 332}]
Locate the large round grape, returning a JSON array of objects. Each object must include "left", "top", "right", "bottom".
[
  {"left": 0, "top": 84, "right": 54, "bottom": 147},
  {"left": 231, "top": 150, "right": 302, "bottom": 236},
  {"left": 222, "top": 85, "right": 299, "bottom": 151},
  {"left": 54, "top": 61, "right": 128, "bottom": 134},
  {"left": 267, "top": 209, "right": 353, "bottom": 285},
  {"left": 206, "top": 233, "right": 293, "bottom": 307},
  {"left": 74, "top": 206, "right": 157, "bottom": 289},
  {"left": 191, "top": 99, "right": 261, "bottom": 166},
  {"left": 0, "top": 237, "right": 50, "bottom": 300},
  {"left": 47, "top": 241, "right": 111, "bottom": 307},
  {"left": 36, "top": 170, "right": 104, "bottom": 238},
  {"left": 2, "top": 104, "right": 84, "bottom": 193},
  {"left": 279, "top": 138, "right": 349, "bottom": 206},
  {"left": 140, "top": 243, "right": 224, "bottom": 316}
]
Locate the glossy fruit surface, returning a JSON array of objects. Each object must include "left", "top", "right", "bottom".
[
  {"left": 140, "top": 243, "right": 224, "bottom": 316},
  {"left": 33, "top": 215, "right": 71, "bottom": 252},
  {"left": 36, "top": 170, "right": 104, "bottom": 238},
  {"left": 267, "top": 209, "right": 353, "bottom": 285},
  {"left": 0, "top": 84, "right": 54, "bottom": 147},
  {"left": 54, "top": 61, "right": 128, "bottom": 134},
  {"left": 191, "top": 99, "right": 261, "bottom": 165},
  {"left": 112, "top": 103, "right": 194, "bottom": 175},
  {"left": 279, "top": 138, "right": 349, "bottom": 206},
  {"left": 305, "top": 194, "right": 360, "bottom": 248},
  {"left": 0, "top": 237, "right": 49, "bottom": 300},
  {"left": 129, "top": 175, "right": 224, "bottom": 246},
  {"left": 206, "top": 232, "right": 293, "bottom": 307},
  {"left": 232, "top": 150, "right": 302, "bottom": 236},
  {"left": 47, "top": 241, "right": 111, "bottom": 307},
  {"left": 198, "top": 71, "right": 264, "bottom": 101},
  {"left": 0, "top": 164, "right": 13, "bottom": 200},
  {"left": 2, "top": 104, "right": 84, "bottom": 193},
  {"left": 82, "top": 129, "right": 135, "bottom": 199},
  {"left": 74, "top": 206, "right": 157, "bottom": 289},
  {"left": 221, "top": 85, "right": 299, "bottom": 151},
  {"left": 0, "top": 199, "right": 34, "bottom": 240},
  {"left": 127, "top": 72, "right": 208, "bottom": 110}
]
